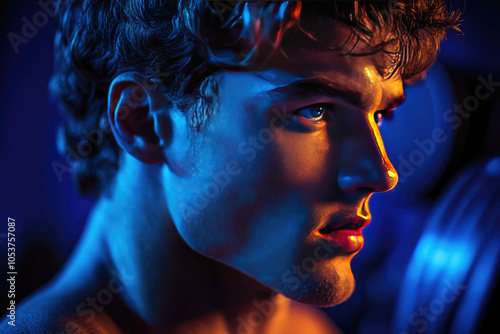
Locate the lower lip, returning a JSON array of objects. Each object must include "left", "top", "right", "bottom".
[{"left": 318, "top": 229, "right": 364, "bottom": 253}]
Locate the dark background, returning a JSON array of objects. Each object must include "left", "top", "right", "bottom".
[{"left": 1, "top": 1, "right": 499, "bottom": 333}]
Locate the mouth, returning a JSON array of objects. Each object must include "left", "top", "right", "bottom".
[{"left": 316, "top": 217, "right": 370, "bottom": 253}]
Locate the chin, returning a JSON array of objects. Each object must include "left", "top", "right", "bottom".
[{"left": 266, "top": 259, "right": 356, "bottom": 307}]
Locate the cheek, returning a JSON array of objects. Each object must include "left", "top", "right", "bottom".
[
  {"left": 163, "top": 104, "right": 336, "bottom": 278},
  {"left": 165, "top": 137, "right": 311, "bottom": 270},
  {"left": 163, "top": 133, "right": 268, "bottom": 249},
  {"left": 273, "top": 130, "right": 332, "bottom": 189}
]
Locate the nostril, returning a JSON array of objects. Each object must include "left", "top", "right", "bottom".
[{"left": 338, "top": 163, "right": 399, "bottom": 194}]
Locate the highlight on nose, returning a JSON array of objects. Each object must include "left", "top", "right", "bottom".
[{"left": 387, "top": 169, "right": 399, "bottom": 188}]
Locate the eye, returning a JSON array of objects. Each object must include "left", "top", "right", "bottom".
[
  {"left": 374, "top": 108, "right": 395, "bottom": 127},
  {"left": 296, "top": 104, "right": 328, "bottom": 121}
]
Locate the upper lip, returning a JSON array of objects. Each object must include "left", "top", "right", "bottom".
[{"left": 318, "top": 216, "right": 370, "bottom": 234}]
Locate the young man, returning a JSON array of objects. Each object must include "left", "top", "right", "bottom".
[{"left": 4, "top": 0, "right": 460, "bottom": 333}]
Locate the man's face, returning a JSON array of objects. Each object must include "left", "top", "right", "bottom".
[{"left": 162, "top": 20, "right": 402, "bottom": 307}]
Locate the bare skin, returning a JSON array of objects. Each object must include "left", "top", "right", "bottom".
[
  {"left": 5, "top": 19, "right": 406, "bottom": 334},
  {"left": 10, "top": 175, "right": 340, "bottom": 333}
]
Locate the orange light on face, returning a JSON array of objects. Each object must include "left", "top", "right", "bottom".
[
  {"left": 388, "top": 170, "right": 397, "bottom": 179},
  {"left": 357, "top": 194, "right": 372, "bottom": 220},
  {"left": 369, "top": 95, "right": 399, "bottom": 192}
]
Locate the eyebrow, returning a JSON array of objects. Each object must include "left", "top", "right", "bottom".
[{"left": 262, "top": 78, "right": 406, "bottom": 111}]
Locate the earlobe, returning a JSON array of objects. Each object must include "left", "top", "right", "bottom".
[{"left": 108, "top": 72, "right": 168, "bottom": 164}]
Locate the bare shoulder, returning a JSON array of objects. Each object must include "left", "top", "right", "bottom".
[
  {"left": 0, "top": 284, "right": 122, "bottom": 334},
  {"left": 287, "top": 301, "right": 344, "bottom": 334}
]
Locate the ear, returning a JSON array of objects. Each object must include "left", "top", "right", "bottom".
[{"left": 108, "top": 72, "right": 170, "bottom": 164}]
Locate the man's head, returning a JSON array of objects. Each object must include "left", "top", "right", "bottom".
[{"left": 51, "top": 0, "right": 460, "bottom": 307}]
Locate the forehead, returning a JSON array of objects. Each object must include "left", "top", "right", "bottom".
[
  {"left": 251, "top": 17, "right": 404, "bottom": 111},
  {"left": 281, "top": 7, "right": 399, "bottom": 73},
  {"left": 274, "top": 14, "right": 398, "bottom": 75}
]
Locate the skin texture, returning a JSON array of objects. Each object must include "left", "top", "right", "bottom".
[
  {"left": 4, "top": 21, "right": 406, "bottom": 334},
  {"left": 157, "top": 21, "right": 401, "bottom": 307}
]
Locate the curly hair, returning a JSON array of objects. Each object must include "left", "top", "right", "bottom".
[{"left": 50, "top": 0, "right": 461, "bottom": 197}]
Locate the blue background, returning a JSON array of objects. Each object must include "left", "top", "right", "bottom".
[{"left": 1, "top": 1, "right": 499, "bottom": 333}]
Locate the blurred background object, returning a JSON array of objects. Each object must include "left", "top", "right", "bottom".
[{"left": 392, "top": 157, "right": 500, "bottom": 334}]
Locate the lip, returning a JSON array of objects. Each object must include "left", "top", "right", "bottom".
[
  {"left": 317, "top": 228, "right": 365, "bottom": 253},
  {"left": 315, "top": 217, "right": 370, "bottom": 253}
]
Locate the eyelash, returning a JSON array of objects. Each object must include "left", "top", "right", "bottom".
[
  {"left": 294, "top": 103, "right": 333, "bottom": 122},
  {"left": 294, "top": 103, "right": 396, "bottom": 127}
]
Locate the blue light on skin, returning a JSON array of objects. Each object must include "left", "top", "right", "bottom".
[{"left": 8, "top": 18, "right": 406, "bottom": 334}]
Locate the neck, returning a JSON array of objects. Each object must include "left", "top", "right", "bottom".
[{"left": 61, "top": 157, "right": 292, "bottom": 334}]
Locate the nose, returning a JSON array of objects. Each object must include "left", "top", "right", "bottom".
[{"left": 337, "top": 119, "right": 398, "bottom": 195}]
